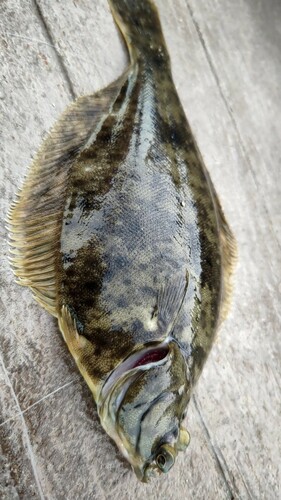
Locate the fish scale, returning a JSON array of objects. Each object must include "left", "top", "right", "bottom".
[{"left": 8, "top": 0, "right": 236, "bottom": 482}]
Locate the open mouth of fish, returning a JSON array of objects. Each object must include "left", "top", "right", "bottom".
[
  {"left": 97, "top": 341, "right": 172, "bottom": 476},
  {"left": 99, "top": 341, "right": 170, "bottom": 406}
]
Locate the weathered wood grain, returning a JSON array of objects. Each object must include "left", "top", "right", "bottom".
[{"left": 0, "top": 0, "right": 280, "bottom": 499}]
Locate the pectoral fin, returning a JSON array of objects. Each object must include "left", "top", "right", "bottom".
[
  {"left": 8, "top": 70, "right": 130, "bottom": 317},
  {"left": 157, "top": 272, "right": 189, "bottom": 335}
]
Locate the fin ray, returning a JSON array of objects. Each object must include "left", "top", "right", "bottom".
[
  {"left": 8, "top": 70, "right": 130, "bottom": 316},
  {"left": 157, "top": 271, "right": 189, "bottom": 334},
  {"left": 204, "top": 171, "right": 237, "bottom": 323}
]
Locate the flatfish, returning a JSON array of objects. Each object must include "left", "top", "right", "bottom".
[{"left": 8, "top": 0, "right": 236, "bottom": 481}]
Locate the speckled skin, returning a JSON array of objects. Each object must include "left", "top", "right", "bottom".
[
  {"left": 8, "top": 0, "right": 235, "bottom": 482},
  {"left": 60, "top": 4, "right": 221, "bottom": 387},
  {"left": 57, "top": 0, "right": 225, "bottom": 479}
]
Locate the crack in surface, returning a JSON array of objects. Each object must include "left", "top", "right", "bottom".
[
  {"left": 194, "top": 393, "right": 258, "bottom": 499},
  {"left": 185, "top": 0, "right": 281, "bottom": 255},
  {"left": 0, "top": 379, "right": 75, "bottom": 429},
  {"left": 33, "top": 0, "right": 76, "bottom": 100},
  {"left": 235, "top": 459, "right": 255, "bottom": 500},
  {"left": 193, "top": 396, "right": 236, "bottom": 499},
  {"left": 0, "top": 352, "right": 45, "bottom": 500}
]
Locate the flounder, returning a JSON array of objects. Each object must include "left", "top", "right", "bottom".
[{"left": 8, "top": 0, "right": 236, "bottom": 482}]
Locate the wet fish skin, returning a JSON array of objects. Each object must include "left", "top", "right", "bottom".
[{"left": 8, "top": 0, "right": 236, "bottom": 482}]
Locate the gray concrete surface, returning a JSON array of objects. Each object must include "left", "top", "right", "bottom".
[{"left": 0, "top": 0, "right": 280, "bottom": 499}]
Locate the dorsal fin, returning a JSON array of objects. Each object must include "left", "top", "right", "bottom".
[
  {"left": 204, "top": 170, "right": 237, "bottom": 323},
  {"left": 216, "top": 202, "right": 238, "bottom": 323},
  {"left": 7, "top": 70, "right": 130, "bottom": 317}
]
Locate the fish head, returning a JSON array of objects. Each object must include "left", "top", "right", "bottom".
[{"left": 98, "top": 340, "right": 191, "bottom": 481}]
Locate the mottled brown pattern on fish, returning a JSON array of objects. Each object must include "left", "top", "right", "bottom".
[
  {"left": 58, "top": 60, "right": 222, "bottom": 385},
  {"left": 8, "top": 0, "right": 236, "bottom": 482}
]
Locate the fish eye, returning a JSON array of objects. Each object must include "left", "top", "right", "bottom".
[
  {"left": 155, "top": 445, "right": 175, "bottom": 473},
  {"left": 156, "top": 453, "right": 166, "bottom": 468}
]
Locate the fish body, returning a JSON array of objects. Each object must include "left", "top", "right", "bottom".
[{"left": 8, "top": 0, "right": 236, "bottom": 481}]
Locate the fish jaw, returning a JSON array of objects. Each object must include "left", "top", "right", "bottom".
[{"left": 97, "top": 339, "right": 191, "bottom": 480}]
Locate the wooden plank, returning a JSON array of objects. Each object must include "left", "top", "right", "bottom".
[
  {"left": 0, "top": 0, "right": 280, "bottom": 498},
  {"left": 187, "top": 0, "right": 281, "bottom": 248},
  {"left": 177, "top": 1, "right": 281, "bottom": 498},
  {"left": 0, "top": 0, "right": 79, "bottom": 403},
  {"left": 0, "top": 1, "right": 76, "bottom": 498},
  {"left": 36, "top": 0, "right": 128, "bottom": 95}
]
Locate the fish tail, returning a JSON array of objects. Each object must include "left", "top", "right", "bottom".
[{"left": 109, "top": 0, "right": 169, "bottom": 64}]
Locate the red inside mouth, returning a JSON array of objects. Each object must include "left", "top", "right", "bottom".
[
  {"left": 132, "top": 346, "right": 169, "bottom": 368},
  {"left": 100, "top": 343, "right": 170, "bottom": 402}
]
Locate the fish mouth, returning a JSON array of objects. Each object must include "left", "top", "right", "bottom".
[
  {"left": 97, "top": 340, "right": 190, "bottom": 478},
  {"left": 134, "top": 462, "right": 161, "bottom": 483},
  {"left": 97, "top": 341, "right": 171, "bottom": 467},
  {"left": 99, "top": 341, "right": 170, "bottom": 406}
]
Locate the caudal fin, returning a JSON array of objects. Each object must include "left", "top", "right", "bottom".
[{"left": 109, "top": 0, "right": 169, "bottom": 64}]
